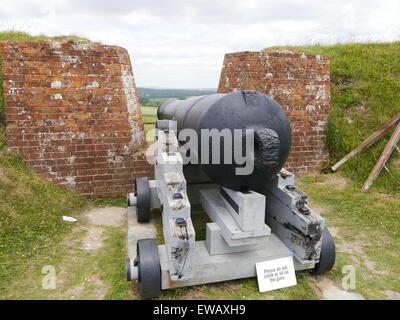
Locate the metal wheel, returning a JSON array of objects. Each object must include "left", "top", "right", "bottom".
[
  {"left": 135, "top": 177, "right": 151, "bottom": 223},
  {"left": 136, "top": 238, "right": 161, "bottom": 299},
  {"left": 312, "top": 227, "right": 336, "bottom": 274}
]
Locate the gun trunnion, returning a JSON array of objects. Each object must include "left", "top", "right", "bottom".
[{"left": 126, "top": 90, "right": 335, "bottom": 299}]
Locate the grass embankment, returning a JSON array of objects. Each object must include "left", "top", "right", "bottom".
[
  {"left": 0, "top": 151, "right": 88, "bottom": 298},
  {"left": 0, "top": 147, "right": 129, "bottom": 299},
  {"left": 0, "top": 30, "right": 94, "bottom": 43},
  {"left": 291, "top": 42, "right": 400, "bottom": 192}
]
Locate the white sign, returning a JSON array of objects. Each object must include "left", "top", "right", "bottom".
[{"left": 256, "top": 256, "right": 297, "bottom": 292}]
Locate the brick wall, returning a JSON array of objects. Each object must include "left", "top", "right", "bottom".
[
  {"left": 218, "top": 49, "right": 330, "bottom": 174},
  {"left": 1, "top": 41, "right": 153, "bottom": 197}
]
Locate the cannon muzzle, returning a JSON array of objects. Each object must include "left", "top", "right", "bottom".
[{"left": 157, "top": 90, "right": 291, "bottom": 192}]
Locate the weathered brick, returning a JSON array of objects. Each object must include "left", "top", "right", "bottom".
[
  {"left": 218, "top": 49, "right": 330, "bottom": 174},
  {"left": 1, "top": 41, "right": 153, "bottom": 197}
]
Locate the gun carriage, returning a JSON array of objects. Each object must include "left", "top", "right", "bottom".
[{"left": 126, "top": 90, "right": 335, "bottom": 299}]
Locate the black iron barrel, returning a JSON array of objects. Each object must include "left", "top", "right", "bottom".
[{"left": 157, "top": 90, "right": 291, "bottom": 192}]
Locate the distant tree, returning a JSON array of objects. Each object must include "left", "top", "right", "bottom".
[{"left": 139, "top": 95, "right": 150, "bottom": 105}]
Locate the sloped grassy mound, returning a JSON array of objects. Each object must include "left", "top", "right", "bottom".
[
  {"left": 0, "top": 151, "right": 88, "bottom": 294},
  {"left": 291, "top": 42, "right": 400, "bottom": 191}
]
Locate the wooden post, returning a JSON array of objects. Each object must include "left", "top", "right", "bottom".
[
  {"left": 332, "top": 114, "right": 400, "bottom": 172},
  {"left": 362, "top": 121, "right": 400, "bottom": 190}
]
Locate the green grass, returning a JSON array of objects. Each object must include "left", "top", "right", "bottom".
[
  {"left": 284, "top": 42, "right": 400, "bottom": 192},
  {"left": 0, "top": 31, "right": 48, "bottom": 43},
  {"left": 0, "top": 147, "right": 135, "bottom": 299},
  {"left": 141, "top": 105, "right": 158, "bottom": 117},
  {"left": 156, "top": 273, "right": 318, "bottom": 300},
  {"left": 0, "top": 30, "right": 94, "bottom": 43},
  {"left": 137, "top": 87, "right": 217, "bottom": 106},
  {"left": 90, "top": 197, "right": 126, "bottom": 208},
  {"left": 0, "top": 150, "right": 89, "bottom": 297},
  {"left": 153, "top": 207, "right": 212, "bottom": 245},
  {"left": 97, "top": 226, "right": 134, "bottom": 299},
  {"left": 0, "top": 126, "right": 5, "bottom": 150},
  {"left": 0, "top": 38, "right": 5, "bottom": 148},
  {"left": 141, "top": 105, "right": 157, "bottom": 142},
  {"left": 149, "top": 97, "right": 166, "bottom": 105},
  {"left": 1, "top": 150, "right": 398, "bottom": 299},
  {"left": 141, "top": 105, "right": 158, "bottom": 124},
  {"left": 0, "top": 146, "right": 131, "bottom": 299},
  {"left": 296, "top": 173, "right": 400, "bottom": 299},
  {"left": 0, "top": 204, "right": 133, "bottom": 299}
]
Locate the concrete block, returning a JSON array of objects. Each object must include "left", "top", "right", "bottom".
[
  {"left": 206, "top": 223, "right": 270, "bottom": 255},
  {"left": 219, "top": 187, "right": 266, "bottom": 232},
  {"left": 200, "top": 189, "right": 270, "bottom": 247}
]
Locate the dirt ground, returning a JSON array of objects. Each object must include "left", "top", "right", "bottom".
[{"left": 55, "top": 207, "right": 127, "bottom": 300}]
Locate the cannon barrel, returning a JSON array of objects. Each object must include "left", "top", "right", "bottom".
[{"left": 157, "top": 90, "right": 291, "bottom": 191}]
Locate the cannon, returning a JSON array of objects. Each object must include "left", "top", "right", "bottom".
[
  {"left": 126, "top": 90, "right": 335, "bottom": 299},
  {"left": 157, "top": 90, "right": 292, "bottom": 191}
]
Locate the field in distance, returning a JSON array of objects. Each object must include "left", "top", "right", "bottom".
[
  {"left": 138, "top": 87, "right": 217, "bottom": 139},
  {"left": 137, "top": 87, "right": 216, "bottom": 106}
]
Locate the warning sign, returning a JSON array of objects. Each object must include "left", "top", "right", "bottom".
[{"left": 256, "top": 256, "right": 297, "bottom": 292}]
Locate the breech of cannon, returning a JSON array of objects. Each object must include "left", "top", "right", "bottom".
[{"left": 157, "top": 90, "right": 292, "bottom": 192}]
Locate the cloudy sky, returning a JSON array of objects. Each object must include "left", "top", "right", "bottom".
[{"left": 1, "top": 0, "right": 399, "bottom": 88}]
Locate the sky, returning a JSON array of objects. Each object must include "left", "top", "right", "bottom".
[{"left": 0, "top": 0, "right": 399, "bottom": 88}]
